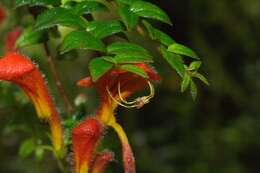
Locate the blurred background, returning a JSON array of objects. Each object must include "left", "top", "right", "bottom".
[{"left": 0, "top": 0, "right": 260, "bottom": 173}]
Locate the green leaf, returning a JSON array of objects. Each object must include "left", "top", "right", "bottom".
[
  {"left": 159, "top": 46, "right": 185, "bottom": 77},
  {"left": 73, "top": 1, "right": 108, "bottom": 15},
  {"left": 118, "top": 4, "right": 138, "bottom": 30},
  {"left": 107, "top": 42, "right": 151, "bottom": 56},
  {"left": 86, "top": 20, "right": 125, "bottom": 39},
  {"left": 116, "top": 0, "right": 138, "bottom": 5},
  {"left": 19, "top": 138, "right": 35, "bottom": 158},
  {"left": 89, "top": 57, "right": 114, "bottom": 81},
  {"left": 16, "top": 26, "right": 48, "bottom": 48},
  {"left": 181, "top": 73, "right": 191, "bottom": 92},
  {"left": 143, "top": 20, "right": 175, "bottom": 46},
  {"left": 168, "top": 43, "right": 199, "bottom": 60},
  {"left": 61, "top": 31, "right": 106, "bottom": 54},
  {"left": 16, "top": 0, "right": 61, "bottom": 8},
  {"left": 35, "top": 147, "right": 45, "bottom": 161},
  {"left": 113, "top": 53, "right": 153, "bottom": 64},
  {"left": 188, "top": 61, "right": 202, "bottom": 70},
  {"left": 120, "top": 64, "right": 148, "bottom": 78},
  {"left": 35, "top": 7, "right": 87, "bottom": 30},
  {"left": 193, "top": 72, "right": 209, "bottom": 85},
  {"left": 130, "top": 1, "right": 172, "bottom": 25},
  {"left": 190, "top": 79, "right": 197, "bottom": 100}
]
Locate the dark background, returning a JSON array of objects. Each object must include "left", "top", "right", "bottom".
[{"left": 0, "top": 0, "right": 260, "bottom": 173}]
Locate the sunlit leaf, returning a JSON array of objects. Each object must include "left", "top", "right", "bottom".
[
  {"left": 16, "top": 0, "right": 61, "bottom": 8},
  {"left": 120, "top": 64, "right": 148, "bottom": 78},
  {"left": 159, "top": 45, "right": 185, "bottom": 77},
  {"left": 118, "top": 4, "right": 138, "bottom": 30},
  {"left": 168, "top": 43, "right": 199, "bottom": 60},
  {"left": 16, "top": 26, "right": 48, "bottom": 48},
  {"left": 61, "top": 31, "right": 106, "bottom": 54},
  {"left": 19, "top": 138, "right": 35, "bottom": 158},
  {"left": 181, "top": 72, "right": 191, "bottom": 92},
  {"left": 143, "top": 20, "right": 175, "bottom": 46},
  {"left": 130, "top": 1, "right": 172, "bottom": 25},
  {"left": 86, "top": 20, "right": 125, "bottom": 39},
  {"left": 107, "top": 42, "right": 151, "bottom": 56},
  {"left": 35, "top": 7, "right": 87, "bottom": 30},
  {"left": 193, "top": 72, "right": 209, "bottom": 85},
  {"left": 190, "top": 79, "right": 197, "bottom": 100},
  {"left": 73, "top": 1, "right": 108, "bottom": 15},
  {"left": 89, "top": 57, "right": 114, "bottom": 81},
  {"left": 113, "top": 53, "right": 153, "bottom": 64}
]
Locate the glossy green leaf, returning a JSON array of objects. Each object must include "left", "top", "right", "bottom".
[
  {"left": 120, "top": 64, "right": 148, "bottom": 78},
  {"left": 61, "top": 31, "right": 106, "bottom": 54},
  {"left": 190, "top": 79, "right": 197, "bottom": 100},
  {"left": 73, "top": 1, "right": 108, "bottom": 15},
  {"left": 168, "top": 43, "right": 199, "bottom": 60},
  {"left": 16, "top": 0, "right": 61, "bottom": 8},
  {"left": 113, "top": 53, "right": 153, "bottom": 64},
  {"left": 118, "top": 4, "right": 138, "bottom": 30},
  {"left": 143, "top": 20, "right": 175, "bottom": 46},
  {"left": 19, "top": 138, "right": 35, "bottom": 158},
  {"left": 181, "top": 72, "right": 191, "bottom": 92},
  {"left": 130, "top": 1, "right": 172, "bottom": 25},
  {"left": 159, "top": 46, "right": 185, "bottom": 77},
  {"left": 16, "top": 26, "right": 48, "bottom": 48},
  {"left": 35, "top": 8, "right": 87, "bottom": 30},
  {"left": 107, "top": 42, "right": 151, "bottom": 56},
  {"left": 193, "top": 72, "right": 209, "bottom": 85},
  {"left": 89, "top": 57, "right": 114, "bottom": 81},
  {"left": 116, "top": 0, "right": 138, "bottom": 5},
  {"left": 188, "top": 61, "right": 202, "bottom": 70},
  {"left": 86, "top": 20, "right": 125, "bottom": 39}
]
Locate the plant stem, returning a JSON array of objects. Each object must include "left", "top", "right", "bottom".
[{"left": 43, "top": 42, "right": 74, "bottom": 115}]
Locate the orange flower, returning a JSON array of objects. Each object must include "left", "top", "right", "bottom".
[
  {"left": 0, "top": 52, "right": 63, "bottom": 151},
  {"left": 75, "top": 63, "right": 160, "bottom": 173},
  {"left": 72, "top": 118, "right": 104, "bottom": 173},
  {"left": 90, "top": 151, "right": 114, "bottom": 173}
]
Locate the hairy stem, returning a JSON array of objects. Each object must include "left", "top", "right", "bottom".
[{"left": 43, "top": 42, "right": 74, "bottom": 115}]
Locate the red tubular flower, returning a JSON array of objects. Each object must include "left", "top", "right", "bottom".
[
  {"left": 5, "top": 27, "right": 22, "bottom": 52},
  {"left": 0, "top": 52, "right": 63, "bottom": 151},
  {"left": 90, "top": 151, "right": 114, "bottom": 173},
  {"left": 0, "top": 6, "right": 6, "bottom": 25},
  {"left": 76, "top": 63, "right": 160, "bottom": 173},
  {"left": 72, "top": 118, "right": 104, "bottom": 173}
]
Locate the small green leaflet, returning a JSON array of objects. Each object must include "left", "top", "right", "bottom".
[
  {"left": 120, "top": 64, "right": 148, "bottom": 78},
  {"left": 188, "top": 61, "right": 202, "bottom": 70},
  {"left": 118, "top": 4, "right": 138, "bottom": 30},
  {"left": 86, "top": 20, "right": 125, "bottom": 39},
  {"left": 192, "top": 72, "right": 209, "bottom": 85},
  {"left": 116, "top": 0, "right": 139, "bottom": 5},
  {"left": 16, "top": 26, "right": 48, "bottom": 48},
  {"left": 73, "top": 1, "right": 108, "bottom": 15},
  {"left": 113, "top": 53, "right": 153, "bottom": 64},
  {"left": 181, "top": 72, "right": 191, "bottom": 92},
  {"left": 107, "top": 42, "right": 151, "bottom": 57},
  {"left": 130, "top": 1, "right": 172, "bottom": 25},
  {"left": 16, "top": 0, "right": 61, "bottom": 8},
  {"left": 142, "top": 20, "right": 175, "bottom": 46},
  {"left": 190, "top": 79, "right": 197, "bottom": 100},
  {"left": 19, "top": 138, "right": 35, "bottom": 158},
  {"left": 61, "top": 31, "right": 106, "bottom": 54},
  {"left": 89, "top": 57, "right": 114, "bottom": 81},
  {"left": 35, "top": 7, "right": 87, "bottom": 30},
  {"left": 168, "top": 43, "right": 199, "bottom": 60},
  {"left": 159, "top": 45, "right": 185, "bottom": 77}
]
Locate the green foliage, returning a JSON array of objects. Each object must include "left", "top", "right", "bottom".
[
  {"left": 15, "top": 0, "right": 61, "bottom": 8},
  {"left": 119, "top": 64, "right": 148, "bottom": 78},
  {"left": 34, "top": 7, "right": 88, "bottom": 30},
  {"left": 72, "top": 1, "right": 108, "bottom": 15},
  {"left": 130, "top": 1, "right": 172, "bottom": 25},
  {"left": 61, "top": 30, "right": 106, "bottom": 54},
  {"left": 89, "top": 57, "right": 114, "bottom": 81},
  {"left": 168, "top": 43, "right": 199, "bottom": 60}
]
